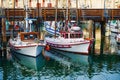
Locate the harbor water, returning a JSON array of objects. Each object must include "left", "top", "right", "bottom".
[{"left": 0, "top": 35, "right": 120, "bottom": 80}]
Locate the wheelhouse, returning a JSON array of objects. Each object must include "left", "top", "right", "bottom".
[{"left": 60, "top": 31, "right": 83, "bottom": 38}]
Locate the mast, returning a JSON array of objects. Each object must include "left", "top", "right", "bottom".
[
  {"left": 65, "top": 0, "right": 70, "bottom": 32},
  {"left": 42, "top": 0, "right": 45, "bottom": 7},
  {"left": 66, "top": 0, "right": 68, "bottom": 21},
  {"left": 24, "top": 0, "right": 29, "bottom": 32},
  {"left": 104, "top": 0, "right": 109, "bottom": 21},
  {"left": 76, "top": 0, "right": 78, "bottom": 24},
  {"left": 37, "top": 0, "right": 40, "bottom": 38},
  {"left": 90, "top": 0, "right": 92, "bottom": 8},
  {"left": 13, "top": 0, "right": 15, "bottom": 36},
  {"left": 54, "top": 0, "right": 58, "bottom": 38}
]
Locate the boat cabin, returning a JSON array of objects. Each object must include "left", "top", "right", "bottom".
[
  {"left": 60, "top": 31, "right": 83, "bottom": 39},
  {"left": 20, "top": 32, "right": 39, "bottom": 41}
]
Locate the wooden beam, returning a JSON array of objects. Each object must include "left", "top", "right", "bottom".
[{"left": 4, "top": 8, "right": 120, "bottom": 21}]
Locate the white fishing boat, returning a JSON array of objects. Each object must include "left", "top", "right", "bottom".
[
  {"left": 45, "top": 0, "right": 93, "bottom": 55},
  {"left": 9, "top": 32, "right": 45, "bottom": 57},
  {"left": 45, "top": 25, "right": 93, "bottom": 55},
  {"left": 8, "top": 0, "right": 46, "bottom": 57}
]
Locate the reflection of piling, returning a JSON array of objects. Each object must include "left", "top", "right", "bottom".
[
  {"left": 0, "top": 18, "right": 2, "bottom": 57},
  {"left": 92, "top": 22, "right": 96, "bottom": 55},
  {"left": 100, "top": 21, "right": 105, "bottom": 55},
  {"left": 0, "top": 37, "right": 2, "bottom": 57},
  {"left": 2, "top": 18, "right": 7, "bottom": 58}
]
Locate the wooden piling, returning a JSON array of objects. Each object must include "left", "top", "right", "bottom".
[
  {"left": 100, "top": 21, "right": 105, "bottom": 55},
  {"left": 88, "top": 20, "right": 93, "bottom": 38}
]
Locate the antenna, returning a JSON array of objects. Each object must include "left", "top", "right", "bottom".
[{"left": 104, "top": 0, "right": 109, "bottom": 21}]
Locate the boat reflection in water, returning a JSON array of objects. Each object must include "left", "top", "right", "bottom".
[
  {"left": 44, "top": 49, "right": 92, "bottom": 66},
  {"left": 10, "top": 50, "right": 46, "bottom": 71}
]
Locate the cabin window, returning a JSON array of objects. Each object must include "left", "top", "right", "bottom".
[
  {"left": 65, "top": 34, "right": 68, "bottom": 38},
  {"left": 62, "top": 34, "right": 64, "bottom": 37},
  {"left": 34, "top": 34, "right": 37, "bottom": 38},
  {"left": 24, "top": 34, "right": 37, "bottom": 40},
  {"left": 30, "top": 35, "right": 34, "bottom": 39},
  {"left": 115, "top": 26, "right": 118, "bottom": 29},
  {"left": 62, "top": 33, "right": 65, "bottom": 38},
  {"left": 29, "top": 34, "right": 37, "bottom": 39},
  {"left": 75, "top": 34, "right": 78, "bottom": 38},
  {"left": 24, "top": 34, "right": 29, "bottom": 40},
  {"left": 80, "top": 34, "right": 83, "bottom": 38},
  {"left": 76, "top": 34, "right": 81, "bottom": 38},
  {"left": 70, "top": 34, "right": 74, "bottom": 38}
]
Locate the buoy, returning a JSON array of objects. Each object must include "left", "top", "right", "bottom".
[
  {"left": 85, "top": 38, "right": 90, "bottom": 40},
  {"left": 45, "top": 45, "right": 50, "bottom": 51}
]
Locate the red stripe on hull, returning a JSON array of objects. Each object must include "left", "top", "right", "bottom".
[{"left": 9, "top": 42, "right": 45, "bottom": 49}]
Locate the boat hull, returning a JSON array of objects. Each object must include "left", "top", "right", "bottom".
[
  {"left": 46, "top": 41, "right": 91, "bottom": 55},
  {"left": 10, "top": 45, "right": 45, "bottom": 57}
]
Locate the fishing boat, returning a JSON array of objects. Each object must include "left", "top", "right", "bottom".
[
  {"left": 45, "top": 0, "right": 93, "bottom": 55},
  {"left": 116, "top": 33, "right": 120, "bottom": 46},
  {"left": 45, "top": 25, "right": 93, "bottom": 55},
  {"left": 112, "top": 33, "right": 120, "bottom": 55},
  {"left": 8, "top": 0, "right": 46, "bottom": 57},
  {"left": 109, "top": 20, "right": 120, "bottom": 37},
  {"left": 9, "top": 32, "right": 45, "bottom": 57}
]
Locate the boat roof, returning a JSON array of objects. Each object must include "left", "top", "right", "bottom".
[
  {"left": 60, "top": 31, "right": 83, "bottom": 34},
  {"left": 19, "top": 32, "right": 39, "bottom": 34},
  {"left": 19, "top": 32, "right": 39, "bottom": 41}
]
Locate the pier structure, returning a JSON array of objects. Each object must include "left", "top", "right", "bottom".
[{"left": 3, "top": 8, "right": 120, "bottom": 21}]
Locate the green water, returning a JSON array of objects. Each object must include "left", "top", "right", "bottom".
[{"left": 0, "top": 54, "right": 120, "bottom": 80}]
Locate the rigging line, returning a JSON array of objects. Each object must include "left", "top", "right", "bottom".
[
  {"left": 85, "top": 0, "right": 86, "bottom": 7},
  {"left": 90, "top": 0, "right": 92, "bottom": 8},
  {"left": 104, "top": 0, "right": 110, "bottom": 21}
]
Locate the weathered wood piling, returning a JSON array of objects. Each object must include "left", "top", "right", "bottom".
[
  {"left": 1, "top": 18, "right": 7, "bottom": 57},
  {"left": 100, "top": 21, "right": 106, "bottom": 55}
]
